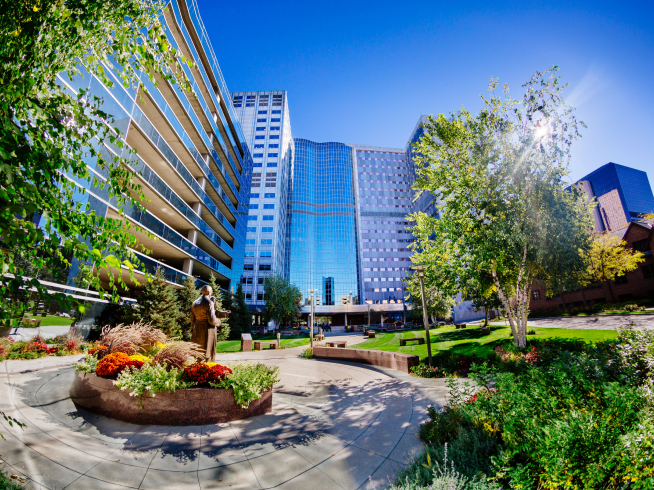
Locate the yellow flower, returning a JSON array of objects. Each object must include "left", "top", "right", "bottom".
[
  {"left": 128, "top": 354, "right": 152, "bottom": 364},
  {"left": 205, "top": 362, "right": 225, "bottom": 368},
  {"left": 155, "top": 342, "right": 166, "bottom": 349}
]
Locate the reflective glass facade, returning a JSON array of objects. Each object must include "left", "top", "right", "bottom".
[
  {"left": 289, "top": 140, "right": 360, "bottom": 305},
  {"left": 232, "top": 91, "right": 293, "bottom": 308},
  {"left": 578, "top": 162, "right": 654, "bottom": 231},
  {"left": 60, "top": 0, "right": 252, "bottom": 294}
]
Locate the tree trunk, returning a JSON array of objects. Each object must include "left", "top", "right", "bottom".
[
  {"left": 484, "top": 309, "right": 489, "bottom": 327},
  {"left": 559, "top": 290, "right": 567, "bottom": 311},
  {"left": 580, "top": 287, "right": 588, "bottom": 308}
]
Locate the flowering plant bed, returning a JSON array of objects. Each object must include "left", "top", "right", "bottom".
[
  {"left": 72, "top": 322, "right": 279, "bottom": 423},
  {"left": 0, "top": 331, "right": 90, "bottom": 361}
]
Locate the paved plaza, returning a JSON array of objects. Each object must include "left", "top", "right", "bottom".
[{"left": 0, "top": 334, "right": 451, "bottom": 490}]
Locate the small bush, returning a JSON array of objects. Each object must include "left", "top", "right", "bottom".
[
  {"left": 410, "top": 364, "right": 451, "bottom": 378},
  {"left": 215, "top": 362, "right": 280, "bottom": 408},
  {"left": 298, "top": 347, "right": 314, "bottom": 359}
]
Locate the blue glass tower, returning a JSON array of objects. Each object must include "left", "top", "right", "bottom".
[
  {"left": 577, "top": 162, "right": 654, "bottom": 231},
  {"left": 289, "top": 140, "right": 361, "bottom": 305}
]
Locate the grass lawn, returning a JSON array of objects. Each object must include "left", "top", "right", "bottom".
[
  {"left": 215, "top": 334, "right": 310, "bottom": 353},
  {"left": 353, "top": 325, "right": 618, "bottom": 364},
  {"left": 23, "top": 315, "right": 74, "bottom": 327}
]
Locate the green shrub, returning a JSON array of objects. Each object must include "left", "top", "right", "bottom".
[
  {"left": 410, "top": 364, "right": 452, "bottom": 378},
  {"left": 113, "top": 363, "right": 192, "bottom": 406},
  {"left": 298, "top": 347, "right": 314, "bottom": 359},
  {"left": 74, "top": 354, "right": 99, "bottom": 373},
  {"left": 214, "top": 362, "right": 279, "bottom": 408},
  {"left": 0, "top": 469, "right": 25, "bottom": 489}
]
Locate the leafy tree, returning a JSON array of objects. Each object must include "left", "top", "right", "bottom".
[
  {"left": 0, "top": 0, "right": 191, "bottom": 327},
  {"left": 131, "top": 267, "right": 180, "bottom": 337},
  {"left": 176, "top": 276, "right": 199, "bottom": 341},
  {"left": 465, "top": 275, "right": 503, "bottom": 326},
  {"left": 410, "top": 66, "right": 593, "bottom": 349},
  {"left": 263, "top": 273, "right": 301, "bottom": 327},
  {"left": 582, "top": 232, "right": 645, "bottom": 302},
  {"left": 405, "top": 273, "right": 456, "bottom": 323},
  {"left": 205, "top": 273, "right": 230, "bottom": 341},
  {"left": 229, "top": 283, "right": 251, "bottom": 339}
]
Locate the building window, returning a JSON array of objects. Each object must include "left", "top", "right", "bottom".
[
  {"left": 272, "top": 94, "right": 282, "bottom": 106},
  {"left": 268, "top": 153, "right": 278, "bottom": 158},
  {"left": 246, "top": 95, "right": 255, "bottom": 107},
  {"left": 270, "top": 118, "right": 280, "bottom": 122},
  {"left": 264, "top": 193, "right": 275, "bottom": 198},
  {"left": 253, "top": 153, "right": 263, "bottom": 158},
  {"left": 262, "top": 227, "right": 273, "bottom": 233},
  {"left": 272, "top": 110, "right": 281, "bottom": 114},
  {"left": 254, "top": 144, "right": 264, "bottom": 149},
  {"left": 614, "top": 274, "right": 628, "bottom": 285},
  {"left": 253, "top": 163, "right": 262, "bottom": 168},
  {"left": 642, "top": 264, "right": 654, "bottom": 279},
  {"left": 270, "top": 126, "right": 280, "bottom": 131},
  {"left": 250, "top": 193, "right": 260, "bottom": 199},
  {"left": 261, "top": 239, "right": 272, "bottom": 245},
  {"left": 259, "top": 264, "right": 271, "bottom": 271},
  {"left": 246, "top": 293, "right": 252, "bottom": 300},
  {"left": 263, "top": 215, "right": 273, "bottom": 221},
  {"left": 267, "top": 163, "right": 277, "bottom": 168},
  {"left": 244, "top": 264, "right": 254, "bottom": 271},
  {"left": 258, "top": 278, "right": 264, "bottom": 285},
  {"left": 260, "top": 251, "right": 271, "bottom": 257},
  {"left": 245, "top": 252, "right": 254, "bottom": 257},
  {"left": 269, "top": 144, "right": 279, "bottom": 148},
  {"left": 255, "top": 135, "right": 265, "bottom": 140},
  {"left": 246, "top": 239, "right": 255, "bottom": 245},
  {"left": 258, "top": 110, "right": 267, "bottom": 114},
  {"left": 257, "top": 294, "right": 264, "bottom": 301},
  {"left": 257, "top": 118, "right": 266, "bottom": 123},
  {"left": 250, "top": 204, "right": 258, "bottom": 209},
  {"left": 247, "top": 227, "right": 256, "bottom": 233},
  {"left": 232, "top": 95, "right": 243, "bottom": 107},
  {"left": 264, "top": 204, "right": 274, "bottom": 209},
  {"left": 633, "top": 239, "right": 650, "bottom": 252},
  {"left": 269, "top": 135, "right": 279, "bottom": 140},
  {"left": 532, "top": 290, "right": 540, "bottom": 300},
  {"left": 248, "top": 216, "right": 257, "bottom": 221}
]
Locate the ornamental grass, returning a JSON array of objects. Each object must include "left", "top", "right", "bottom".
[
  {"left": 152, "top": 341, "right": 205, "bottom": 370},
  {"left": 101, "top": 322, "right": 167, "bottom": 356}
]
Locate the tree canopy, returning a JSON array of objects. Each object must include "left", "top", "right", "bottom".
[
  {"left": 405, "top": 273, "right": 455, "bottom": 323},
  {"left": 0, "top": 0, "right": 191, "bottom": 327},
  {"left": 263, "top": 273, "right": 301, "bottom": 327},
  {"left": 410, "top": 66, "right": 593, "bottom": 348}
]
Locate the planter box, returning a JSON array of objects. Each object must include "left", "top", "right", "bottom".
[
  {"left": 481, "top": 327, "right": 491, "bottom": 335},
  {"left": 70, "top": 371, "right": 272, "bottom": 426}
]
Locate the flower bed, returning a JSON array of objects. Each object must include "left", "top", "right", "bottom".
[
  {"left": 0, "top": 332, "right": 90, "bottom": 361},
  {"left": 72, "top": 322, "right": 279, "bottom": 424}
]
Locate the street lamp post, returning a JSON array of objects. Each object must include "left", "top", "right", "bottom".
[
  {"left": 412, "top": 265, "right": 433, "bottom": 367},
  {"left": 308, "top": 289, "right": 317, "bottom": 349}
]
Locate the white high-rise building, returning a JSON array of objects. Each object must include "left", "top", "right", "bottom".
[{"left": 231, "top": 91, "right": 293, "bottom": 311}]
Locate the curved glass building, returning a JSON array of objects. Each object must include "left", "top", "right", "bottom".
[{"left": 289, "top": 140, "right": 360, "bottom": 305}]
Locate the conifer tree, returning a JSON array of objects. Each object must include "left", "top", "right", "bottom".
[
  {"left": 207, "top": 273, "right": 230, "bottom": 341},
  {"left": 229, "top": 283, "right": 251, "bottom": 339},
  {"left": 177, "top": 275, "right": 199, "bottom": 341},
  {"left": 133, "top": 267, "right": 180, "bottom": 337}
]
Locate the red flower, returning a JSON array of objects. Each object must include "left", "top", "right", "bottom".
[
  {"left": 88, "top": 345, "right": 108, "bottom": 358},
  {"left": 182, "top": 363, "right": 233, "bottom": 385}
]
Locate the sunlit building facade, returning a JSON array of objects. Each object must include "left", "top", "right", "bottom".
[
  {"left": 231, "top": 91, "right": 293, "bottom": 309},
  {"left": 62, "top": 0, "right": 252, "bottom": 298}
]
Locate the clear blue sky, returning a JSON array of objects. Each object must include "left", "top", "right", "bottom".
[{"left": 197, "top": 0, "right": 654, "bottom": 184}]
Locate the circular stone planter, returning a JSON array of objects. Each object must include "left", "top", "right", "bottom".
[{"left": 70, "top": 371, "right": 272, "bottom": 425}]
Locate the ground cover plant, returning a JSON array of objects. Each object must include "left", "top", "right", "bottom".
[
  {"left": 392, "top": 327, "right": 654, "bottom": 489},
  {"left": 352, "top": 326, "right": 616, "bottom": 375},
  {"left": 75, "top": 322, "right": 279, "bottom": 408},
  {"left": 0, "top": 331, "right": 90, "bottom": 361}
]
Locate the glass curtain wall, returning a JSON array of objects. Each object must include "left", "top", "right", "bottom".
[{"left": 289, "top": 140, "right": 360, "bottom": 305}]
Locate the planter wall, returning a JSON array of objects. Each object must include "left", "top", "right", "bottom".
[{"left": 70, "top": 371, "right": 272, "bottom": 425}]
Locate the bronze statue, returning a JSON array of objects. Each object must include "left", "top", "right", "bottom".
[{"left": 190, "top": 285, "right": 229, "bottom": 362}]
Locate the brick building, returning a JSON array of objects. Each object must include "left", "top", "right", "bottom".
[{"left": 529, "top": 218, "right": 654, "bottom": 312}]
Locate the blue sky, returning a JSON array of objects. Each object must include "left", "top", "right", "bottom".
[{"left": 198, "top": 0, "right": 653, "bottom": 184}]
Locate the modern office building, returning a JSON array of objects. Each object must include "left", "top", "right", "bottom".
[
  {"left": 231, "top": 91, "right": 293, "bottom": 310},
  {"left": 577, "top": 162, "right": 654, "bottom": 232},
  {"left": 289, "top": 140, "right": 361, "bottom": 307},
  {"left": 62, "top": 0, "right": 252, "bottom": 299}
]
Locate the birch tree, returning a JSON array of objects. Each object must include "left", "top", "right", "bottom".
[{"left": 410, "top": 66, "right": 593, "bottom": 348}]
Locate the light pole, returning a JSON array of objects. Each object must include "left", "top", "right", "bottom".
[
  {"left": 308, "top": 289, "right": 317, "bottom": 349},
  {"left": 367, "top": 303, "right": 371, "bottom": 328},
  {"left": 412, "top": 265, "right": 432, "bottom": 367}
]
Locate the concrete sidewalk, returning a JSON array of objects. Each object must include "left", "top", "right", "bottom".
[{"left": 488, "top": 313, "right": 654, "bottom": 330}]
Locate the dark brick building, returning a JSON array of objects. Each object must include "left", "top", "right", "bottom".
[{"left": 530, "top": 218, "right": 654, "bottom": 312}]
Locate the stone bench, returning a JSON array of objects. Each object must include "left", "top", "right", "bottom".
[
  {"left": 313, "top": 347, "right": 419, "bottom": 374},
  {"left": 325, "top": 341, "right": 347, "bottom": 348},
  {"left": 254, "top": 341, "right": 278, "bottom": 351},
  {"left": 367, "top": 331, "right": 376, "bottom": 338},
  {"left": 315, "top": 334, "right": 325, "bottom": 341},
  {"left": 399, "top": 337, "right": 425, "bottom": 346}
]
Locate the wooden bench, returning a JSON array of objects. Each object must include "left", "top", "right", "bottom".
[
  {"left": 254, "top": 341, "right": 278, "bottom": 351},
  {"left": 326, "top": 341, "right": 347, "bottom": 348},
  {"left": 399, "top": 337, "right": 425, "bottom": 346}
]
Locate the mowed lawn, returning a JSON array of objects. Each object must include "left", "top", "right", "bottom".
[
  {"left": 216, "top": 334, "right": 310, "bottom": 353},
  {"left": 23, "top": 315, "right": 74, "bottom": 327},
  {"left": 352, "top": 325, "right": 618, "bottom": 364}
]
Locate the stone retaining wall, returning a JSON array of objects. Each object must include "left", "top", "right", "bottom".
[{"left": 313, "top": 347, "right": 419, "bottom": 374}]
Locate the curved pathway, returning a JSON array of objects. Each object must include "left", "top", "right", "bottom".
[{"left": 0, "top": 334, "right": 450, "bottom": 490}]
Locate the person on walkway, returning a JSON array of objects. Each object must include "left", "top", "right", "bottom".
[{"left": 190, "top": 285, "right": 221, "bottom": 362}]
